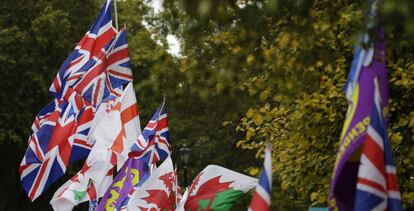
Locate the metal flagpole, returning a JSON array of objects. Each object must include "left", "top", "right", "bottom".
[{"left": 113, "top": 0, "right": 119, "bottom": 30}]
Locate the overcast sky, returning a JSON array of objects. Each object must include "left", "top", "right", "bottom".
[{"left": 151, "top": 0, "right": 181, "bottom": 56}]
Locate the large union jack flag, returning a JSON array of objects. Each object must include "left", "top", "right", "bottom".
[
  {"left": 20, "top": 1, "right": 134, "bottom": 201},
  {"left": 49, "top": 0, "right": 116, "bottom": 98},
  {"left": 354, "top": 79, "right": 402, "bottom": 210},
  {"left": 130, "top": 98, "right": 171, "bottom": 165}
]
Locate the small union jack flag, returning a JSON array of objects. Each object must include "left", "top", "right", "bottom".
[
  {"left": 354, "top": 79, "right": 402, "bottom": 210},
  {"left": 131, "top": 98, "right": 170, "bottom": 165},
  {"left": 248, "top": 143, "right": 272, "bottom": 211}
]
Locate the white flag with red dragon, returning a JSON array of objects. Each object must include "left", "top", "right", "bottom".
[
  {"left": 124, "top": 156, "right": 177, "bottom": 211},
  {"left": 177, "top": 165, "right": 258, "bottom": 211}
]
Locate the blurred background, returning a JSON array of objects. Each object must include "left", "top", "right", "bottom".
[{"left": 1, "top": 0, "right": 414, "bottom": 210}]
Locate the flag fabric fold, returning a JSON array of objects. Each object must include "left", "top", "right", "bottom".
[
  {"left": 177, "top": 165, "right": 258, "bottom": 211},
  {"left": 328, "top": 28, "right": 402, "bottom": 211},
  {"left": 50, "top": 82, "right": 140, "bottom": 210},
  {"left": 248, "top": 143, "right": 272, "bottom": 211}
]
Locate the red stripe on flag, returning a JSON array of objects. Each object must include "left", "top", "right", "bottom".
[
  {"left": 357, "top": 177, "right": 386, "bottom": 193},
  {"left": 107, "top": 48, "right": 129, "bottom": 66},
  {"left": 52, "top": 78, "right": 61, "bottom": 94},
  {"left": 67, "top": 54, "right": 85, "bottom": 69},
  {"left": 19, "top": 164, "right": 30, "bottom": 175},
  {"left": 68, "top": 74, "right": 82, "bottom": 82},
  {"left": 73, "top": 139, "right": 93, "bottom": 148},
  {"left": 249, "top": 192, "right": 270, "bottom": 211},
  {"left": 32, "top": 138, "right": 44, "bottom": 161},
  {"left": 90, "top": 29, "right": 117, "bottom": 56},
  {"left": 363, "top": 135, "right": 386, "bottom": 177},
  {"left": 74, "top": 62, "right": 105, "bottom": 92},
  {"left": 93, "top": 78, "right": 102, "bottom": 106},
  {"left": 155, "top": 118, "right": 168, "bottom": 130},
  {"left": 107, "top": 68, "right": 133, "bottom": 80},
  {"left": 29, "top": 158, "right": 50, "bottom": 200},
  {"left": 79, "top": 36, "right": 95, "bottom": 53},
  {"left": 386, "top": 173, "right": 400, "bottom": 191},
  {"left": 121, "top": 104, "right": 138, "bottom": 124}
]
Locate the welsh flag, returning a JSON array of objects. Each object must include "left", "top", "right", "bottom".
[
  {"left": 123, "top": 156, "right": 177, "bottom": 210},
  {"left": 177, "top": 165, "right": 258, "bottom": 211}
]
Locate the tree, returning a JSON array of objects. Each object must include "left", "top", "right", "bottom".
[
  {"left": 4, "top": 0, "right": 414, "bottom": 210},
  {"left": 158, "top": 0, "right": 414, "bottom": 209}
]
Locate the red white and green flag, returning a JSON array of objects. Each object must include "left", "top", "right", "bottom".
[{"left": 177, "top": 165, "right": 258, "bottom": 211}]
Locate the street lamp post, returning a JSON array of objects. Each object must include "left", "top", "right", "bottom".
[{"left": 179, "top": 143, "right": 191, "bottom": 187}]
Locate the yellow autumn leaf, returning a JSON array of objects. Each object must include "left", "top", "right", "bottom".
[
  {"left": 246, "top": 108, "right": 255, "bottom": 118},
  {"left": 391, "top": 132, "right": 403, "bottom": 145},
  {"left": 246, "top": 54, "right": 255, "bottom": 65},
  {"left": 281, "top": 180, "right": 289, "bottom": 190},
  {"left": 253, "top": 113, "right": 263, "bottom": 126},
  {"left": 249, "top": 167, "right": 260, "bottom": 176},
  {"left": 222, "top": 121, "right": 232, "bottom": 126},
  {"left": 310, "top": 192, "right": 319, "bottom": 202},
  {"left": 236, "top": 140, "right": 244, "bottom": 148},
  {"left": 246, "top": 130, "right": 253, "bottom": 141}
]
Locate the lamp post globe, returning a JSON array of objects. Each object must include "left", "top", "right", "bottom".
[{"left": 179, "top": 143, "right": 191, "bottom": 187}]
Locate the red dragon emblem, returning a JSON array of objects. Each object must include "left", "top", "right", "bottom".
[
  {"left": 185, "top": 173, "right": 234, "bottom": 211},
  {"left": 139, "top": 171, "right": 176, "bottom": 211}
]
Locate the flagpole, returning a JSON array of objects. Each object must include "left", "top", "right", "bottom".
[{"left": 113, "top": 0, "right": 119, "bottom": 30}]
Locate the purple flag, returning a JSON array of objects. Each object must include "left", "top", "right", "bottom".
[
  {"left": 329, "top": 29, "right": 402, "bottom": 210},
  {"left": 97, "top": 152, "right": 150, "bottom": 211}
]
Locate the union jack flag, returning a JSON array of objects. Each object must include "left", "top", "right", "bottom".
[
  {"left": 354, "top": 79, "right": 402, "bottom": 210},
  {"left": 70, "top": 27, "right": 133, "bottom": 108},
  {"left": 20, "top": 1, "right": 134, "bottom": 201},
  {"left": 49, "top": 0, "right": 116, "bottom": 97},
  {"left": 20, "top": 100, "right": 78, "bottom": 200},
  {"left": 131, "top": 98, "right": 170, "bottom": 165},
  {"left": 248, "top": 143, "right": 272, "bottom": 211}
]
